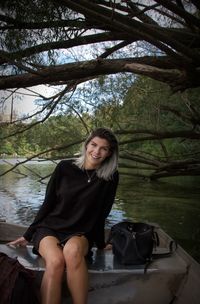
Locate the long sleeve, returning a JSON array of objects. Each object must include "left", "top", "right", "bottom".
[
  {"left": 94, "top": 171, "right": 119, "bottom": 249},
  {"left": 23, "top": 162, "right": 61, "bottom": 241},
  {"left": 23, "top": 160, "right": 119, "bottom": 246}
]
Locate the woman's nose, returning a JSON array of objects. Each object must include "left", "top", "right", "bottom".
[{"left": 94, "top": 147, "right": 100, "bottom": 155}]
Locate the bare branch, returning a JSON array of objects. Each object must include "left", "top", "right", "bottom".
[
  {"left": 0, "top": 139, "right": 84, "bottom": 177},
  {"left": 1, "top": 85, "right": 72, "bottom": 139},
  {"left": 117, "top": 128, "right": 200, "bottom": 141},
  {"left": 0, "top": 0, "right": 199, "bottom": 91},
  {"left": 1, "top": 58, "right": 199, "bottom": 91},
  {"left": 154, "top": 0, "right": 200, "bottom": 28}
]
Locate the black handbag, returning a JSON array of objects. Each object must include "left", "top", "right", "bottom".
[{"left": 108, "top": 221, "right": 158, "bottom": 265}]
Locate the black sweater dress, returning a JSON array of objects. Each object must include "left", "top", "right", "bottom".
[{"left": 23, "top": 160, "right": 119, "bottom": 249}]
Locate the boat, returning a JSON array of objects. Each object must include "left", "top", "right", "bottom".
[{"left": 0, "top": 220, "right": 200, "bottom": 304}]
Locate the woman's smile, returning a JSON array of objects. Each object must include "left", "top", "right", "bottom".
[{"left": 85, "top": 136, "right": 111, "bottom": 169}]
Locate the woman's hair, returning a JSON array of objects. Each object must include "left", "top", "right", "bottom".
[{"left": 74, "top": 128, "right": 119, "bottom": 180}]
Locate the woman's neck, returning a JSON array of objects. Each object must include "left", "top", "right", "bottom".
[{"left": 84, "top": 161, "right": 99, "bottom": 170}]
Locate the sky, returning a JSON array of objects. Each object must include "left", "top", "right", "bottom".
[
  {"left": 0, "top": 85, "right": 56, "bottom": 119},
  {"left": 0, "top": 43, "right": 98, "bottom": 120},
  {"left": 1, "top": 88, "right": 38, "bottom": 117}
]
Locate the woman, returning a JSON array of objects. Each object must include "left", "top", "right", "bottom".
[{"left": 8, "top": 128, "right": 119, "bottom": 304}]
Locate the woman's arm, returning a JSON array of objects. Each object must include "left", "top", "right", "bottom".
[
  {"left": 23, "top": 161, "right": 62, "bottom": 241},
  {"left": 94, "top": 171, "right": 119, "bottom": 249}
]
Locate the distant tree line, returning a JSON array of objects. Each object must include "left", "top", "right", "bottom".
[{"left": 1, "top": 75, "right": 199, "bottom": 180}]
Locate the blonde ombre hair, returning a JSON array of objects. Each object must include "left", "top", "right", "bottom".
[{"left": 74, "top": 128, "right": 118, "bottom": 180}]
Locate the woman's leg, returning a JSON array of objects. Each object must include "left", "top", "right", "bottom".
[
  {"left": 63, "top": 235, "right": 89, "bottom": 304},
  {"left": 39, "top": 236, "right": 65, "bottom": 304}
]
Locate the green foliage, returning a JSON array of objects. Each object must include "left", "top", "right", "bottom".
[
  {"left": 1, "top": 74, "right": 199, "bottom": 180},
  {"left": 118, "top": 76, "right": 200, "bottom": 157},
  {"left": 0, "top": 113, "right": 90, "bottom": 157}
]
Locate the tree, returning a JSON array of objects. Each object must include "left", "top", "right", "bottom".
[
  {"left": 115, "top": 76, "right": 200, "bottom": 179},
  {"left": 0, "top": 0, "right": 200, "bottom": 92},
  {"left": 0, "top": 0, "right": 200, "bottom": 180},
  {"left": 1, "top": 75, "right": 200, "bottom": 180}
]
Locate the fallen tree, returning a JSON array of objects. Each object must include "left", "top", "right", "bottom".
[{"left": 0, "top": 0, "right": 200, "bottom": 91}]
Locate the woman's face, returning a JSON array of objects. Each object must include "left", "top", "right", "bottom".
[{"left": 85, "top": 136, "right": 111, "bottom": 169}]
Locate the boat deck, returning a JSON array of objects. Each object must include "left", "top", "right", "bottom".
[
  {"left": 0, "top": 242, "right": 187, "bottom": 304},
  {"left": 1, "top": 221, "right": 200, "bottom": 304},
  {"left": 0, "top": 242, "right": 184, "bottom": 273}
]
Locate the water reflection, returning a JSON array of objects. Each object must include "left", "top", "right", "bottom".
[
  {"left": 117, "top": 176, "right": 200, "bottom": 263},
  {"left": 0, "top": 159, "right": 200, "bottom": 262}
]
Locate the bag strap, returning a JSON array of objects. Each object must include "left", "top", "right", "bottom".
[
  {"left": 129, "top": 232, "right": 148, "bottom": 263},
  {"left": 144, "top": 239, "right": 177, "bottom": 273},
  {"left": 152, "top": 239, "right": 177, "bottom": 259}
]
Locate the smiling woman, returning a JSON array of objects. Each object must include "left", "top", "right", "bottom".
[
  {"left": 85, "top": 137, "right": 111, "bottom": 170},
  {"left": 7, "top": 127, "right": 119, "bottom": 304},
  {"left": 75, "top": 128, "right": 119, "bottom": 181}
]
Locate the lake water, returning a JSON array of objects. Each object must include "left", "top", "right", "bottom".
[{"left": 0, "top": 158, "right": 200, "bottom": 263}]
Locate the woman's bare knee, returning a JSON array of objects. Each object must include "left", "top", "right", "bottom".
[
  {"left": 46, "top": 255, "right": 65, "bottom": 274},
  {"left": 63, "top": 236, "right": 88, "bottom": 269},
  {"left": 39, "top": 236, "right": 65, "bottom": 277},
  {"left": 64, "top": 244, "right": 82, "bottom": 269}
]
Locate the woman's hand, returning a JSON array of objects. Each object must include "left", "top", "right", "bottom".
[
  {"left": 104, "top": 243, "right": 112, "bottom": 250},
  {"left": 7, "top": 236, "right": 28, "bottom": 248}
]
